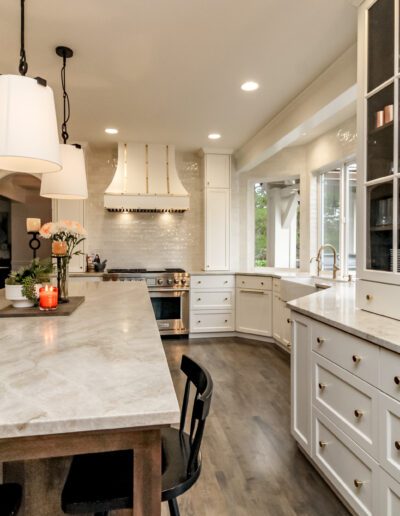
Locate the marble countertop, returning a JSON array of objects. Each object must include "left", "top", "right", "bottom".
[
  {"left": 288, "top": 282, "right": 400, "bottom": 354},
  {"left": 0, "top": 281, "right": 180, "bottom": 438}
]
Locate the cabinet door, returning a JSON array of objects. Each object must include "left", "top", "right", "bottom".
[
  {"left": 291, "top": 313, "right": 312, "bottom": 453},
  {"left": 282, "top": 304, "right": 291, "bottom": 349},
  {"left": 272, "top": 292, "right": 282, "bottom": 342},
  {"left": 52, "top": 200, "right": 86, "bottom": 272},
  {"left": 236, "top": 289, "right": 272, "bottom": 336},
  {"left": 205, "top": 189, "right": 230, "bottom": 270},
  {"left": 205, "top": 154, "right": 230, "bottom": 188},
  {"left": 380, "top": 468, "right": 400, "bottom": 516}
]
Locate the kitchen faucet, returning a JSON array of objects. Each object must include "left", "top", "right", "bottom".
[{"left": 310, "top": 244, "right": 340, "bottom": 280}]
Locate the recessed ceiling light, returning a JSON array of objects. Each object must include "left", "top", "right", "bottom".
[
  {"left": 105, "top": 128, "right": 119, "bottom": 135},
  {"left": 208, "top": 133, "right": 221, "bottom": 140},
  {"left": 301, "top": 132, "right": 307, "bottom": 136},
  {"left": 241, "top": 81, "right": 259, "bottom": 92}
]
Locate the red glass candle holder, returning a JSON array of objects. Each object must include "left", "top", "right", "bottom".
[
  {"left": 39, "top": 285, "right": 58, "bottom": 311},
  {"left": 52, "top": 241, "right": 67, "bottom": 256}
]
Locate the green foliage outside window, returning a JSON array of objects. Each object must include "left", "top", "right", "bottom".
[{"left": 255, "top": 183, "right": 267, "bottom": 267}]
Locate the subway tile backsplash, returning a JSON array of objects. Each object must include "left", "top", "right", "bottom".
[{"left": 85, "top": 144, "right": 204, "bottom": 271}]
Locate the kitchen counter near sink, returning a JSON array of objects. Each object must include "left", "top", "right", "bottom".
[{"left": 288, "top": 281, "right": 400, "bottom": 354}]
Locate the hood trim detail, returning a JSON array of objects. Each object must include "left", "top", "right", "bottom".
[{"left": 104, "top": 143, "right": 190, "bottom": 212}]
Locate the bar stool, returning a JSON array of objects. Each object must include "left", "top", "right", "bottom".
[
  {"left": 61, "top": 354, "right": 213, "bottom": 516},
  {"left": 0, "top": 483, "right": 22, "bottom": 516}
]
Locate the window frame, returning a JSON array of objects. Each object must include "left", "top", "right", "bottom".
[{"left": 316, "top": 157, "right": 357, "bottom": 278}]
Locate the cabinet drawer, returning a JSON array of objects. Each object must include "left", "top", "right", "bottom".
[
  {"left": 312, "top": 319, "right": 379, "bottom": 385},
  {"left": 272, "top": 278, "right": 281, "bottom": 293},
  {"left": 190, "top": 311, "right": 234, "bottom": 333},
  {"left": 313, "top": 354, "right": 378, "bottom": 458},
  {"left": 357, "top": 280, "right": 400, "bottom": 321},
  {"left": 379, "top": 348, "right": 400, "bottom": 402},
  {"left": 190, "top": 290, "right": 233, "bottom": 310},
  {"left": 236, "top": 275, "right": 272, "bottom": 290},
  {"left": 313, "top": 409, "right": 379, "bottom": 516},
  {"left": 191, "top": 275, "right": 235, "bottom": 289},
  {"left": 379, "top": 468, "right": 400, "bottom": 516},
  {"left": 379, "top": 392, "right": 400, "bottom": 480}
]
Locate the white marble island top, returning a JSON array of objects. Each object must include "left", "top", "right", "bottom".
[
  {"left": 288, "top": 282, "right": 400, "bottom": 354},
  {"left": 0, "top": 281, "right": 180, "bottom": 439}
]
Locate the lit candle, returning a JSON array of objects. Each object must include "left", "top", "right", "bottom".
[
  {"left": 26, "top": 218, "right": 41, "bottom": 232},
  {"left": 39, "top": 285, "right": 58, "bottom": 311},
  {"left": 52, "top": 241, "right": 68, "bottom": 256}
]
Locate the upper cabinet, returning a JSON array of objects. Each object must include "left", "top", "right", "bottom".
[{"left": 204, "top": 154, "right": 231, "bottom": 189}]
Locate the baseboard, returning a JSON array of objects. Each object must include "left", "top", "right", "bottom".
[
  {"left": 189, "top": 330, "right": 289, "bottom": 354},
  {"left": 189, "top": 332, "right": 237, "bottom": 339}
]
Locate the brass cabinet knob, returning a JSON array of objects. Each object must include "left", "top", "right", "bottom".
[
  {"left": 224, "top": 319, "right": 228, "bottom": 323},
  {"left": 395, "top": 441, "right": 400, "bottom": 450},
  {"left": 354, "top": 479, "right": 365, "bottom": 488},
  {"left": 287, "top": 318, "right": 292, "bottom": 324},
  {"left": 224, "top": 298, "right": 228, "bottom": 301},
  {"left": 198, "top": 280, "right": 202, "bottom": 284},
  {"left": 317, "top": 337, "right": 325, "bottom": 344},
  {"left": 197, "top": 320, "right": 201, "bottom": 324},
  {"left": 224, "top": 280, "right": 228, "bottom": 284},
  {"left": 197, "top": 298, "right": 201, "bottom": 301},
  {"left": 318, "top": 382, "right": 327, "bottom": 390},
  {"left": 354, "top": 409, "right": 364, "bottom": 419},
  {"left": 319, "top": 440, "right": 327, "bottom": 448},
  {"left": 394, "top": 376, "right": 400, "bottom": 385},
  {"left": 352, "top": 354, "right": 362, "bottom": 364},
  {"left": 366, "top": 294, "right": 372, "bottom": 301},
  {"left": 261, "top": 281, "right": 264, "bottom": 285}
]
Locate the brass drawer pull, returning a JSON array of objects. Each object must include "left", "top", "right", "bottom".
[
  {"left": 395, "top": 441, "right": 400, "bottom": 451},
  {"left": 318, "top": 382, "right": 327, "bottom": 391},
  {"left": 319, "top": 440, "right": 327, "bottom": 448},
  {"left": 354, "top": 409, "right": 364, "bottom": 419},
  {"left": 224, "top": 319, "right": 228, "bottom": 323},
  {"left": 197, "top": 298, "right": 201, "bottom": 301},
  {"left": 316, "top": 337, "right": 325, "bottom": 344},
  {"left": 224, "top": 298, "right": 228, "bottom": 301},
  {"left": 352, "top": 354, "right": 362, "bottom": 364},
  {"left": 366, "top": 294, "right": 373, "bottom": 301},
  {"left": 197, "top": 320, "right": 201, "bottom": 324},
  {"left": 287, "top": 318, "right": 291, "bottom": 324},
  {"left": 394, "top": 376, "right": 400, "bottom": 385},
  {"left": 197, "top": 281, "right": 202, "bottom": 284},
  {"left": 353, "top": 479, "right": 365, "bottom": 488}
]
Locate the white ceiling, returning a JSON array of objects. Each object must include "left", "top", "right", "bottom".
[{"left": 0, "top": 0, "right": 357, "bottom": 151}]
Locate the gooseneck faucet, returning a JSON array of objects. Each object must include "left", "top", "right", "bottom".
[{"left": 310, "top": 244, "right": 340, "bottom": 280}]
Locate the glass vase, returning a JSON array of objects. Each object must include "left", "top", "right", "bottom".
[{"left": 57, "top": 256, "right": 70, "bottom": 303}]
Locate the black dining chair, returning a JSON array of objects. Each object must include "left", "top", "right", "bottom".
[
  {"left": 61, "top": 354, "right": 213, "bottom": 516},
  {"left": 0, "top": 483, "right": 22, "bottom": 516}
]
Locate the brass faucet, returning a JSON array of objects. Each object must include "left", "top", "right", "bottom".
[{"left": 310, "top": 244, "right": 340, "bottom": 280}]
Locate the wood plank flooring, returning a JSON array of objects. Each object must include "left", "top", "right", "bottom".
[{"left": 161, "top": 336, "right": 349, "bottom": 516}]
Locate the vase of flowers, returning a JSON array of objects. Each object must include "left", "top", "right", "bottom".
[
  {"left": 5, "top": 259, "right": 53, "bottom": 308},
  {"left": 39, "top": 220, "right": 87, "bottom": 303}
]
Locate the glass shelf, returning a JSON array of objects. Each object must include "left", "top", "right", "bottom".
[{"left": 366, "top": 181, "right": 393, "bottom": 271}]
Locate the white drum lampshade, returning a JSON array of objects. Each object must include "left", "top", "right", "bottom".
[
  {"left": 40, "top": 143, "right": 88, "bottom": 199},
  {"left": 0, "top": 75, "right": 61, "bottom": 173}
]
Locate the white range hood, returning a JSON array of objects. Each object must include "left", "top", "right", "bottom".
[{"left": 104, "top": 143, "right": 190, "bottom": 212}]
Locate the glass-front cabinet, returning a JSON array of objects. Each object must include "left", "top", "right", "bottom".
[{"left": 357, "top": 0, "right": 400, "bottom": 319}]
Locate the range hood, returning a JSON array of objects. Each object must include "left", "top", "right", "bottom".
[{"left": 104, "top": 143, "right": 190, "bottom": 212}]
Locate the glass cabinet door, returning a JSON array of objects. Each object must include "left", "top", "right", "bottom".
[
  {"left": 367, "top": 84, "right": 394, "bottom": 181},
  {"left": 366, "top": 181, "right": 393, "bottom": 271},
  {"left": 368, "top": 0, "right": 394, "bottom": 92}
]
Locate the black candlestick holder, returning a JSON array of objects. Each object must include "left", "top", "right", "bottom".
[{"left": 28, "top": 231, "right": 41, "bottom": 259}]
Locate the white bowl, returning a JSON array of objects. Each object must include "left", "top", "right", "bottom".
[{"left": 5, "top": 284, "right": 41, "bottom": 308}]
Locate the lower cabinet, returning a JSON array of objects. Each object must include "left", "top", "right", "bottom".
[
  {"left": 291, "top": 310, "right": 400, "bottom": 516},
  {"left": 272, "top": 291, "right": 291, "bottom": 350},
  {"left": 236, "top": 288, "right": 272, "bottom": 336},
  {"left": 190, "top": 312, "right": 234, "bottom": 332}
]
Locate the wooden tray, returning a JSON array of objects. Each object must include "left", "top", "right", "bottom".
[{"left": 0, "top": 296, "right": 85, "bottom": 318}]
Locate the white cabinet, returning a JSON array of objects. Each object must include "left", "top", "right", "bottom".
[
  {"left": 52, "top": 199, "right": 86, "bottom": 273},
  {"left": 204, "top": 154, "right": 230, "bottom": 188},
  {"left": 272, "top": 279, "right": 291, "bottom": 351},
  {"left": 203, "top": 150, "right": 231, "bottom": 271},
  {"left": 190, "top": 274, "right": 235, "bottom": 334},
  {"left": 235, "top": 276, "right": 272, "bottom": 336},
  {"left": 205, "top": 189, "right": 230, "bottom": 271},
  {"left": 291, "top": 312, "right": 312, "bottom": 453},
  {"left": 379, "top": 468, "right": 400, "bottom": 516}
]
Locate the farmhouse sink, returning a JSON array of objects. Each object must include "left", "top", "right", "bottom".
[{"left": 280, "top": 277, "right": 331, "bottom": 302}]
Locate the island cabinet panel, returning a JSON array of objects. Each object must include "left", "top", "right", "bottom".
[
  {"left": 52, "top": 199, "right": 86, "bottom": 273},
  {"left": 291, "top": 313, "right": 312, "bottom": 454},
  {"left": 379, "top": 468, "right": 400, "bottom": 516},
  {"left": 379, "top": 348, "right": 400, "bottom": 402},
  {"left": 378, "top": 391, "right": 400, "bottom": 481},
  {"left": 272, "top": 280, "right": 291, "bottom": 351},
  {"left": 313, "top": 409, "right": 379, "bottom": 516}
]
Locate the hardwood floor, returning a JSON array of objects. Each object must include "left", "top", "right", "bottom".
[{"left": 161, "top": 336, "right": 349, "bottom": 516}]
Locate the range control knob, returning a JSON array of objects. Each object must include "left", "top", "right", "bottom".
[
  {"left": 174, "top": 278, "right": 180, "bottom": 284},
  {"left": 157, "top": 278, "right": 163, "bottom": 285},
  {"left": 181, "top": 278, "right": 187, "bottom": 285},
  {"left": 167, "top": 278, "right": 173, "bottom": 286}
]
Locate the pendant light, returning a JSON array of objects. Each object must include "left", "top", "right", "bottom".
[
  {"left": 40, "top": 46, "right": 88, "bottom": 199},
  {"left": 0, "top": 0, "right": 61, "bottom": 174}
]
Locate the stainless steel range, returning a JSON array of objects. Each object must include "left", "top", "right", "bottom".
[{"left": 103, "top": 268, "right": 190, "bottom": 336}]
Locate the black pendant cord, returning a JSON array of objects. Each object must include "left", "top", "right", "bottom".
[
  {"left": 61, "top": 55, "right": 70, "bottom": 144},
  {"left": 18, "top": 0, "right": 28, "bottom": 75}
]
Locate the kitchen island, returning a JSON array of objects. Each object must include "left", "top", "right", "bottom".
[{"left": 0, "top": 281, "right": 180, "bottom": 515}]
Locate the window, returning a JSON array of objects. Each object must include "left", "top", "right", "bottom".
[
  {"left": 254, "top": 182, "right": 267, "bottom": 267},
  {"left": 318, "top": 161, "right": 357, "bottom": 276}
]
